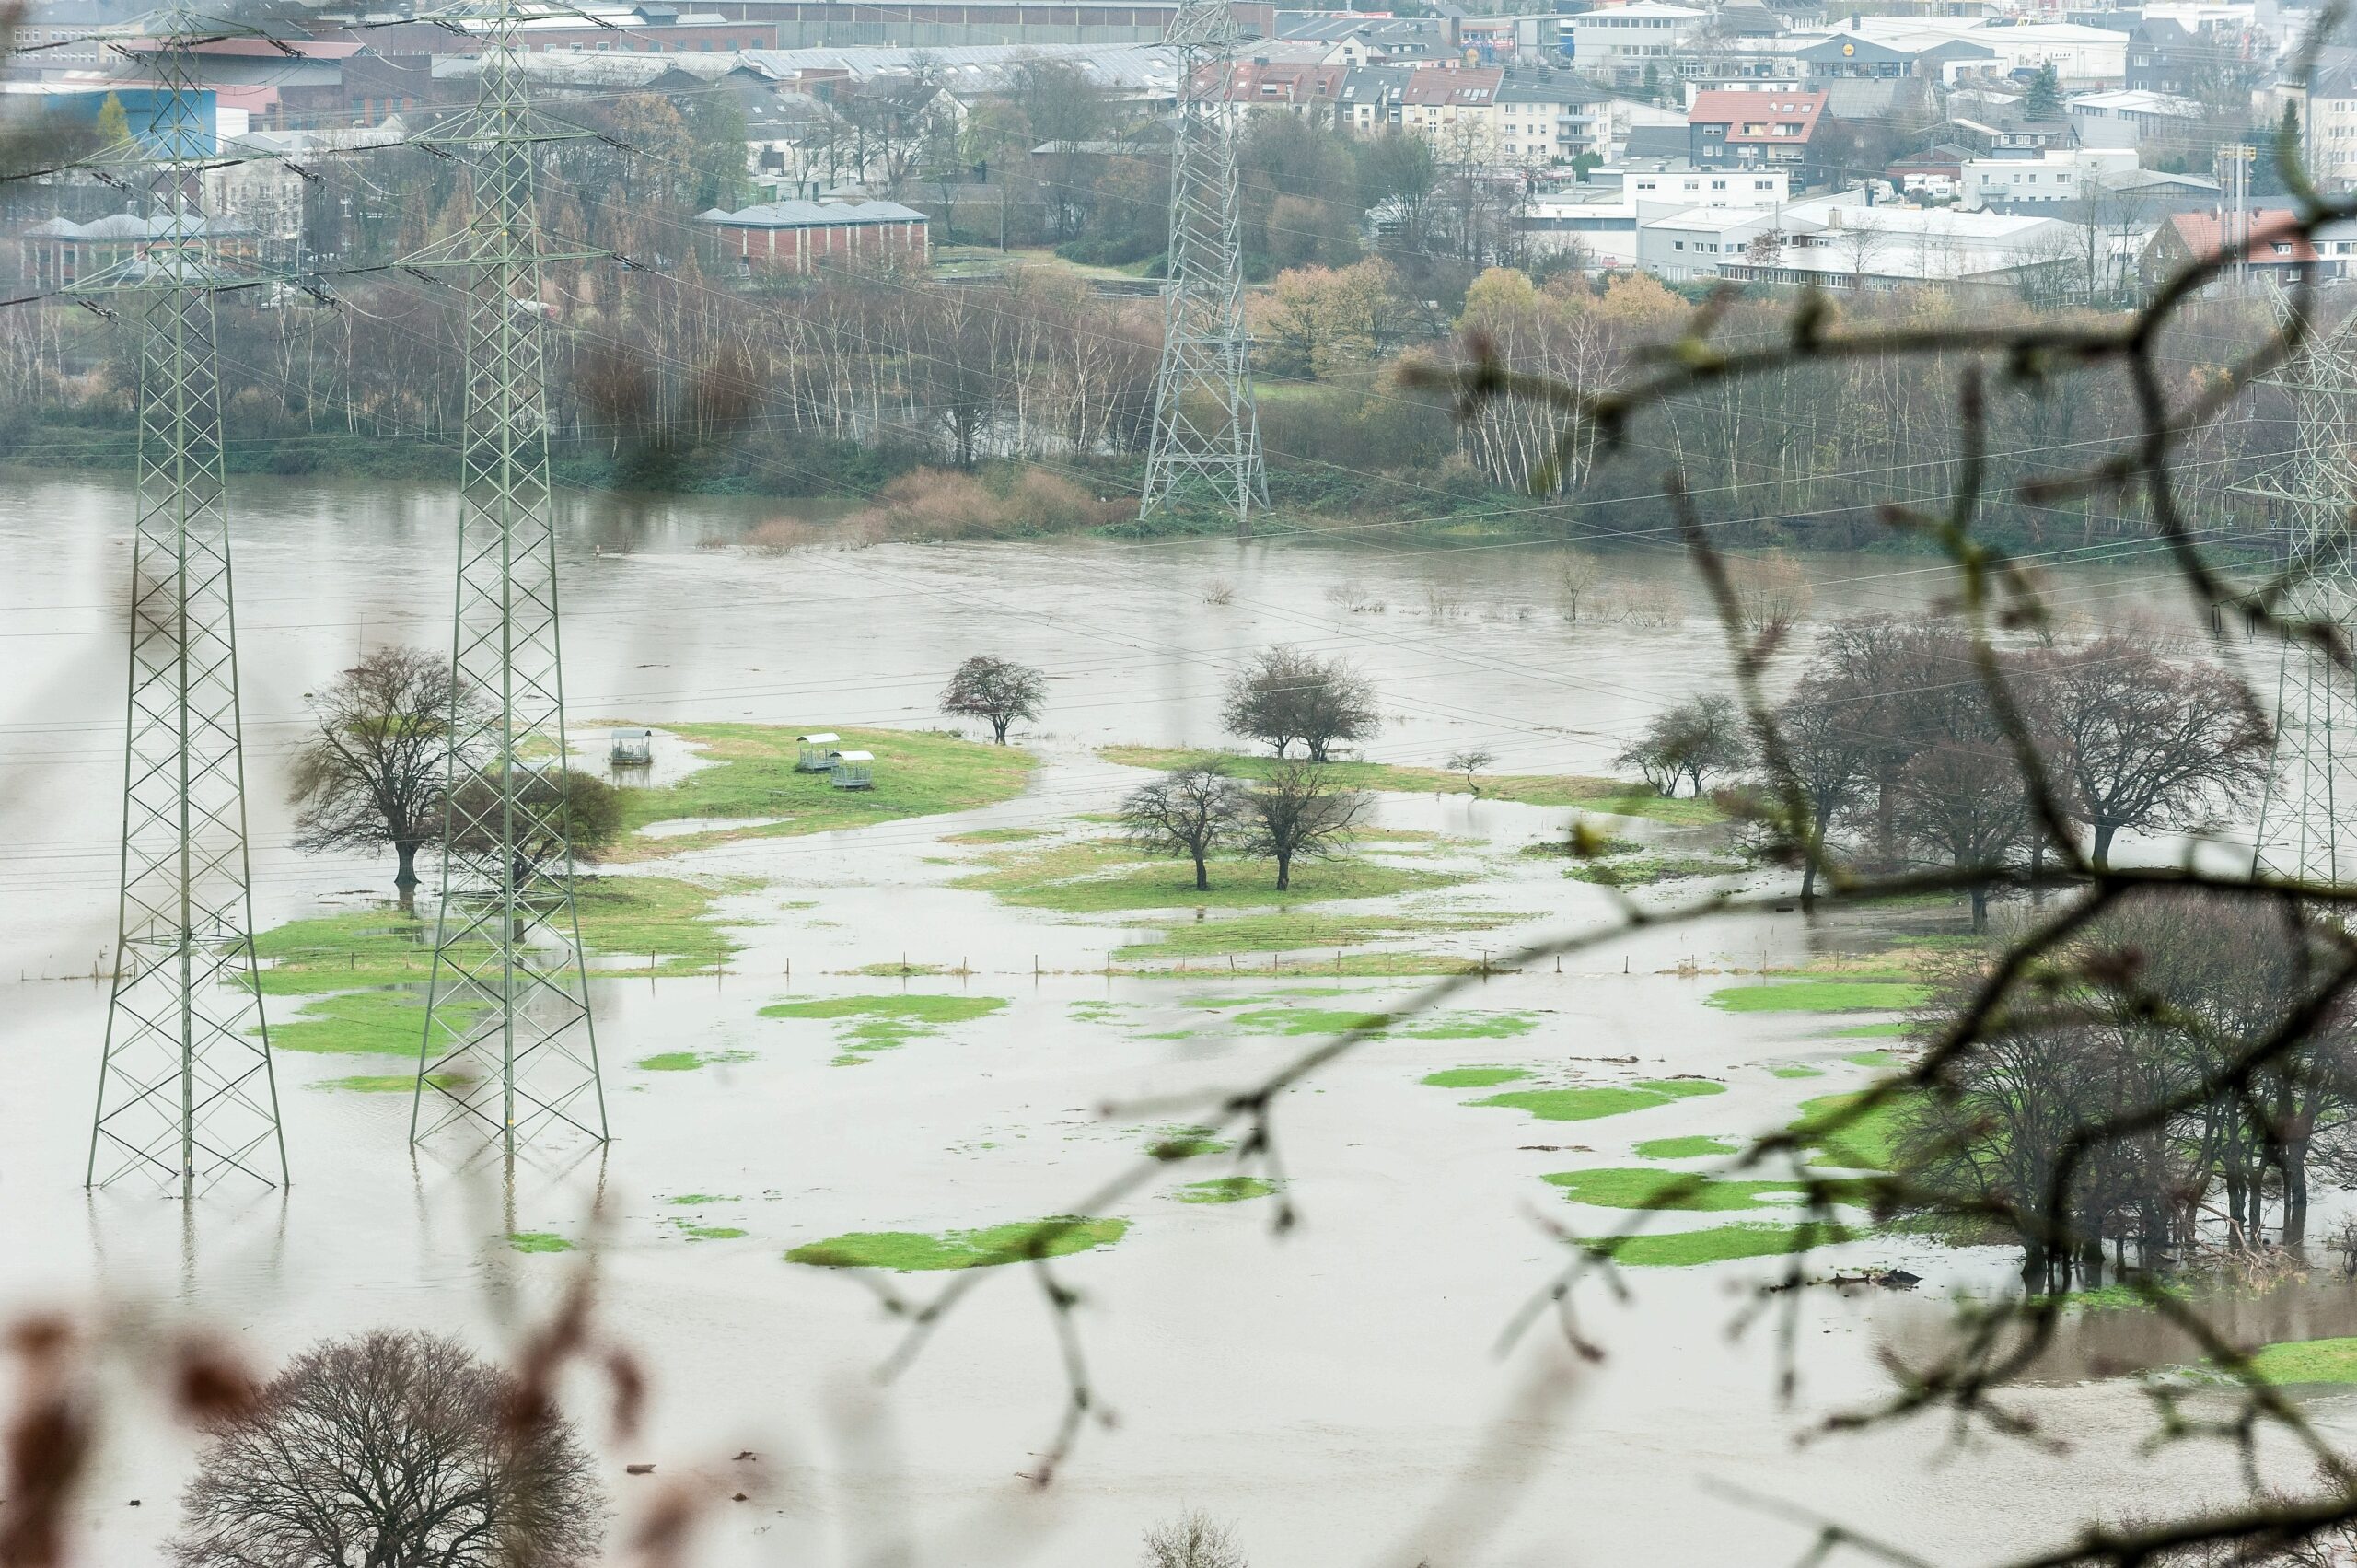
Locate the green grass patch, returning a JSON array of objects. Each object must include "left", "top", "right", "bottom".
[
  {"left": 255, "top": 875, "right": 749, "bottom": 995},
  {"left": 1769, "top": 1065, "right": 1826, "bottom": 1079},
  {"left": 1097, "top": 747, "right": 1723, "bottom": 825},
  {"left": 677, "top": 1224, "right": 749, "bottom": 1241},
  {"left": 606, "top": 723, "right": 1034, "bottom": 857},
  {"left": 942, "top": 826, "right": 1048, "bottom": 845},
  {"left": 253, "top": 912, "right": 444, "bottom": 993},
  {"left": 759, "top": 993, "right": 1007, "bottom": 1062},
  {"left": 1402, "top": 1010, "right": 1541, "bottom": 1040},
  {"left": 2247, "top": 1338, "right": 2357, "bottom": 1384},
  {"left": 633, "top": 1049, "right": 754, "bottom": 1072},
  {"left": 1546, "top": 1166, "right": 1870, "bottom": 1212},
  {"left": 1834, "top": 1021, "right": 1910, "bottom": 1039},
  {"left": 1114, "top": 910, "right": 1512, "bottom": 964},
  {"left": 785, "top": 1216, "right": 1129, "bottom": 1272},
  {"left": 575, "top": 875, "right": 755, "bottom": 976},
  {"left": 269, "top": 991, "right": 476, "bottom": 1056},
  {"left": 1524, "top": 833, "right": 1643, "bottom": 859},
  {"left": 1422, "top": 1066, "right": 1530, "bottom": 1088},
  {"left": 953, "top": 835, "right": 1461, "bottom": 913},
  {"left": 1172, "top": 1176, "right": 1279, "bottom": 1204},
  {"left": 311, "top": 1073, "right": 463, "bottom": 1093},
  {"left": 507, "top": 1232, "right": 575, "bottom": 1254},
  {"left": 1634, "top": 1135, "right": 1737, "bottom": 1159},
  {"left": 1566, "top": 854, "right": 1751, "bottom": 887},
  {"left": 1227, "top": 1006, "right": 1393, "bottom": 1036},
  {"left": 1473, "top": 1078, "right": 1724, "bottom": 1122},
  {"left": 1585, "top": 1220, "right": 1859, "bottom": 1268},
  {"left": 1146, "top": 1124, "right": 1233, "bottom": 1159},
  {"left": 1788, "top": 1092, "right": 1912, "bottom": 1172},
  {"left": 1707, "top": 981, "right": 1930, "bottom": 1014},
  {"left": 668, "top": 1193, "right": 737, "bottom": 1206},
  {"left": 1844, "top": 1050, "right": 1901, "bottom": 1067}
]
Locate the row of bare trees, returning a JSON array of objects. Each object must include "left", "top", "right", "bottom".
[
  {"left": 1766, "top": 617, "right": 2271, "bottom": 922},
  {"left": 1900, "top": 888, "right": 2357, "bottom": 1289}
]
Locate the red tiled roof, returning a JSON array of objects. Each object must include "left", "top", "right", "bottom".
[
  {"left": 1400, "top": 64, "right": 1501, "bottom": 106},
  {"left": 1200, "top": 60, "right": 1348, "bottom": 104},
  {"left": 2165, "top": 209, "right": 2320, "bottom": 263},
  {"left": 1687, "top": 87, "right": 1828, "bottom": 144}
]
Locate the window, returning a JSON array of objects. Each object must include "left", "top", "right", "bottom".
[{"left": 1673, "top": 238, "right": 1685, "bottom": 249}]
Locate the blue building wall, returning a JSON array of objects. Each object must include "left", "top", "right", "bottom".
[{"left": 22, "top": 86, "right": 217, "bottom": 156}]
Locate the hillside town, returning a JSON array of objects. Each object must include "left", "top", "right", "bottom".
[{"left": 1, "top": 0, "right": 2348, "bottom": 302}]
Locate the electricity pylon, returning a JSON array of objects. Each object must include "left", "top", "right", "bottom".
[
  {"left": 409, "top": 0, "right": 608, "bottom": 1154},
  {"left": 2246, "top": 312, "right": 2357, "bottom": 885},
  {"left": 86, "top": 7, "right": 287, "bottom": 1192},
  {"left": 1140, "top": 0, "right": 1267, "bottom": 539}
]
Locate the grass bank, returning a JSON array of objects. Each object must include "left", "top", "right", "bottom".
[
  {"left": 951, "top": 834, "right": 1463, "bottom": 913},
  {"left": 255, "top": 875, "right": 751, "bottom": 1060},
  {"left": 604, "top": 723, "right": 1034, "bottom": 858},
  {"left": 1097, "top": 747, "right": 1721, "bottom": 826}
]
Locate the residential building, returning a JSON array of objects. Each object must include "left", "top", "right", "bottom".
[
  {"left": 2298, "top": 52, "right": 2357, "bottom": 187},
  {"left": 2123, "top": 17, "right": 2246, "bottom": 96},
  {"left": 1687, "top": 87, "right": 1827, "bottom": 178},
  {"left": 2137, "top": 208, "right": 2357, "bottom": 289},
  {"left": 697, "top": 196, "right": 929, "bottom": 272},
  {"left": 1399, "top": 64, "right": 1502, "bottom": 151},
  {"left": 1497, "top": 69, "right": 1612, "bottom": 163},
  {"left": 1958, "top": 147, "right": 2137, "bottom": 208},
  {"left": 1564, "top": 2, "right": 1710, "bottom": 87},
  {"left": 1943, "top": 108, "right": 2080, "bottom": 157}
]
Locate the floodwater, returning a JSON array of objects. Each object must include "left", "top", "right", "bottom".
[{"left": 2, "top": 473, "right": 2347, "bottom": 1568}]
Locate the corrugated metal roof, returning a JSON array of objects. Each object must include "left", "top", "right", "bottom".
[{"left": 698, "top": 198, "right": 927, "bottom": 227}]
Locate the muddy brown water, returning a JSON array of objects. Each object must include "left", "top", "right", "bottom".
[{"left": 4, "top": 473, "right": 2320, "bottom": 1568}]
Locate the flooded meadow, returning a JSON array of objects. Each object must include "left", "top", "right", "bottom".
[{"left": 5, "top": 474, "right": 2351, "bottom": 1567}]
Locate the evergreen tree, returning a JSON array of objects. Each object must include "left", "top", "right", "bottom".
[{"left": 2023, "top": 63, "right": 2061, "bottom": 121}]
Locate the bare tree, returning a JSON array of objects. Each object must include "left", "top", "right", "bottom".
[
  {"left": 1222, "top": 645, "right": 1380, "bottom": 762},
  {"left": 287, "top": 647, "right": 484, "bottom": 897},
  {"left": 1241, "top": 762, "right": 1370, "bottom": 890},
  {"left": 172, "top": 1330, "right": 605, "bottom": 1568},
  {"left": 1890, "top": 739, "right": 2032, "bottom": 930},
  {"left": 1553, "top": 549, "right": 1602, "bottom": 622},
  {"left": 1141, "top": 1510, "right": 1247, "bottom": 1568},
  {"left": 941, "top": 655, "right": 1047, "bottom": 744},
  {"left": 1770, "top": 669, "right": 1879, "bottom": 901},
  {"left": 1447, "top": 749, "right": 1496, "bottom": 796},
  {"left": 1615, "top": 693, "right": 1750, "bottom": 798},
  {"left": 2025, "top": 635, "right": 2273, "bottom": 872},
  {"left": 1121, "top": 764, "right": 1249, "bottom": 890}
]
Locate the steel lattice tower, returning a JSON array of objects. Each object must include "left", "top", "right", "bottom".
[
  {"left": 409, "top": 2, "right": 607, "bottom": 1153},
  {"left": 2247, "top": 312, "right": 2357, "bottom": 885},
  {"left": 86, "top": 9, "right": 288, "bottom": 1192},
  {"left": 1140, "top": 0, "right": 1267, "bottom": 538}
]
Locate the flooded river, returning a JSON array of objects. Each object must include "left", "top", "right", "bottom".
[{"left": 1, "top": 473, "right": 2343, "bottom": 1568}]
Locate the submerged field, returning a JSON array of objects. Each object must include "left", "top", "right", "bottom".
[{"left": 4, "top": 486, "right": 2288, "bottom": 1568}]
